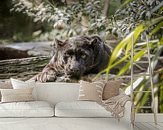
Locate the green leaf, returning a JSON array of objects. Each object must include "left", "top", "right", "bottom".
[
  {"left": 118, "top": 49, "right": 146, "bottom": 76},
  {"left": 159, "top": 37, "right": 163, "bottom": 45},
  {"left": 120, "top": 0, "right": 134, "bottom": 9},
  {"left": 145, "top": 16, "right": 163, "bottom": 27},
  {"left": 149, "top": 21, "right": 163, "bottom": 37},
  {"left": 125, "top": 77, "right": 144, "bottom": 96},
  {"left": 125, "top": 24, "right": 145, "bottom": 55},
  {"left": 108, "top": 31, "right": 136, "bottom": 66},
  {"left": 160, "top": 83, "right": 163, "bottom": 112},
  {"left": 151, "top": 45, "right": 163, "bottom": 71},
  {"left": 109, "top": 55, "right": 129, "bottom": 70},
  {"left": 136, "top": 88, "right": 150, "bottom": 112}
]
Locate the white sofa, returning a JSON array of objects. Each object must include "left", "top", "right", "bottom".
[{"left": 0, "top": 82, "right": 132, "bottom": 130}]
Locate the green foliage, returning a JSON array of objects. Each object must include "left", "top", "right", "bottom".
[
  {"left": 104, "top": 16, "right": 163, "bottom": 112},
  {"left": 104, "top": 16, "right": 163, "bottom": 74},
  {"left": 104, "top": 0, "right": 163, "bottom": 113},
  {"left": 134, "top": 45, "right": 163, "bottom": 112},
  {"left": 10, "top": 0, "right": 163, "bottom": 40},
  {"left": 11, "top": 0, "right": 108, "bottom": 39},
  {"left": 112, "top": 0, "right": 163, "bottom": 37},
  {"left": 108, "top": 0, "right": 121, "bottom": 16}
]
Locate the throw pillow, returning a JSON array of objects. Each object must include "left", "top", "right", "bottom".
[
  {"left": 1, "top": 88, "right": 34, "bottom": 103},
  {"left": 10, "top": 78, "right": 35, "bottom": 89},
  {"left": 0, "top": 80, "right": 13, "bottom": 101},
  {"left": 78, "top": 80, "right": 106, "bottom": 101},
  {"left": 102, "top": 80, "right": 121, "bottom": 100},
  {"left": 10, "top": 78, "right": 37, "bottom": 100}
]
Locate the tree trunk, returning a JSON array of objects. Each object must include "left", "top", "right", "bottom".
[
  {"left": 0, "top": 56, "right": 50, "bottom": 81},
  {"left": 103, "top": 0, "right": 110, "bottom": 17}
]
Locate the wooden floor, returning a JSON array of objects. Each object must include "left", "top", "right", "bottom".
[
  {"left": 135, "top": 122, "right": 163, "bottom": 130},
  {"left": 134, "top": 114, "right": 163, "bottom": 130}
]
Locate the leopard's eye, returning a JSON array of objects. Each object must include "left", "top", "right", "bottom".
[
  {"left": 81, "top": 54, "right": 86, "bottom": 59},
  {"left": 65, "top": 50, "right": 74, "bottom": 57},
  {"left": 64, "top": 53, "right": 69, "bottom": 57}
]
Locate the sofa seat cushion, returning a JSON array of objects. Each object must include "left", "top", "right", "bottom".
[
  {"left": 55, "top": 101, "right": 112, "bottom": 117},
  {"left": 0, "top": 101, "right": 54, "bottom": 117}
]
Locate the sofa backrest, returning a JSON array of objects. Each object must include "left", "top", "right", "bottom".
[{"left": 34, "top": 82, "right": 80, "bottom": 105}]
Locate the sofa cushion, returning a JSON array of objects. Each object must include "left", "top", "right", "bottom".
[
  {"left": 78, "top": 80, "right": 105, "bottom": 101},
  {"left": 1, "top": 88, "right": 34, "bottom": 103},
  {"left": 0, "top": 80, "right": 13, "bottom": 101},
  {"left": 11, "top": 78, "right": 37, "bottom": 100},
  {"left": 35, "top": 82, "right": 80, "bottom": 104},
  {"left": 103, "top": 80, "right": 121, "bottom": 100},
  {"left": 11, "top": 78, "right": 35, "bottom": 89},
  {"left": 0, "top": 101, "right": 54, "bottom": 117},
  {"left": 55, "top": 101, "right": 112, "bottom": 117}
]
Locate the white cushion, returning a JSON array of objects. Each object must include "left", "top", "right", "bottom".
[
  {"left": 55, "top": 101, "right": 112, "bottom": 117},
  {"left": 35, "top": 82, "right": 79, "bottom": 104},
  {"left": 10, "top": 78, "right": 37, "bottom": 100},
  {"left": 0, "top": 101, "right": 54, "bottom": 117},
  {"left": 11, "top": 78, "right": 35, "bottom": 89},
  {"left": 1, "top": 88, "right": 34, "bottom": 103}
]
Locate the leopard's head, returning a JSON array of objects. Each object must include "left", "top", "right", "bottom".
[{"left": 53, "top": 36, "right": 109, "bottom": 78}]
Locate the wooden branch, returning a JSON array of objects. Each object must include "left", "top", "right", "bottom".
[
  {"left": 0, "top": 56, "right": 50, "bottom": 80},
  {"left": 0, "top": 47, "right": 29, "bottom": 60},
  {"left": 103, "top": 0, "right": 110, "bottom": 17}
]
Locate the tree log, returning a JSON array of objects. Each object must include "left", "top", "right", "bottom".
[
  {"left": 0, "top": 47, "right": 29, "bottom": 60},
  {"left": 0, "top": 56, "right": 50, "bottom": 81},
  {"left": 0, "top": 41, "right": 53, "bottom": 60}
]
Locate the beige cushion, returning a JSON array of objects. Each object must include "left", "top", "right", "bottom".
[
  {"left": 11, "top": 78, "right": 35, "bottom": 89},
  {"left": 103, "top": 80, "right": 121, "bottom": 100},
  {"left": 1, "top": 88, "right": 34, "bottom": 103},
  {"left": 10, "top": 78, "right": 37, "bottom": 100},
  {"left": 55, "top": 101, "right": 112, "bottom": 117},
  {"left": 78, "top": 80, "right": 105, "bottom": 101},
  {"left": 0, "top": 80, "right": 12, "bottom": 89},
  {"left": 0, "top": 101, "right": 54, "bottom": 117},
  {"left": 0, "top": 80, "right": 13, "bottom": 101}
]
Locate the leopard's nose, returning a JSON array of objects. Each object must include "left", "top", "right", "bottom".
[{"left": 70, "top": 68, "right": 80, "bottom": 73}]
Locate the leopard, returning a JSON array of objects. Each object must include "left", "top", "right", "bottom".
[{"left": 33, "top": 35, "right": 112, "bottom": 82}]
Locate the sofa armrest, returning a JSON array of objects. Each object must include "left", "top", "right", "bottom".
[
  {"left": 119, "top": 101, "right": 132, "bottom": 124},
  {"left": 124, "top": 101, "right": 132, "bottom": 120},
  {"left": 113, "top": 101, "right": 132, "bottom": 129}
]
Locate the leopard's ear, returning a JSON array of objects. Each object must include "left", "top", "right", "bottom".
[
  {"left": 51, "top": 39, "right": 67, "bottom": 49},
  {"left": 90, "top": 36, "right": 102, "bottom": 46},
  {"left": 91, "top": 36, "right": 102, "bottom": 45}
]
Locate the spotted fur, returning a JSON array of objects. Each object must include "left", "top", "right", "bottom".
[{"left": 34, "top": 35, "right": 112, "bottom": 82}]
